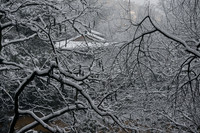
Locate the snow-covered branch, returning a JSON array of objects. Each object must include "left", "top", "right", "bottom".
[
  {"left": 10, "top": 1, "right": 60, "bottom": 13},
  {"left": 9, "top": 64, "right": 56, "bottom": 133},
  {"left": 161, "top": 112, "right": 194, "bottom": 132},
  {"left": 2, "top": 34, "right": 37, "bottom": 47},
  {"left": 17, "top": 104, "right": 86, "bottom": 133},
  {"left": 147, "top": 16, "right": 200, "bottom": 57},
  {"left": 51, "top": 73, "right": 128, "bottom": 132},
  {"left": 1, "top": 60, "right": 23, "bottom": 69},
  {"left": 0, "top": 21, "right": 13, "bottom": 30},
  {"left": 18, "top": 110, "right": 59, "bottom": 133},
  {"left": 58, "top": 63, "right": 90, "bottom": 81}
]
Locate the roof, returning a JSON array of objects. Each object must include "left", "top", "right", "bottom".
[
  {"left": 55, "top": 30, "right": 107, "bottom": 49},
  {"left": 55, "top": 40, "right": 109, "bottom": 49},
  {"left": 67, "top": 30, "right": 106, "bottom": 42}
]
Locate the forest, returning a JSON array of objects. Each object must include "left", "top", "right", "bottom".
[{"left": 0, "top": 0, "right": 200, "bottom": 133}]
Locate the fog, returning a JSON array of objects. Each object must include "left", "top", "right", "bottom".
[{"left": 131, "top": 0, "right": 159, "bottom": 5}]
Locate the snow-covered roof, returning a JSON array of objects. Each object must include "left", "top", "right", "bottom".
[
  {"left": 86, "top": 32, "right": 105, "bottom": 42},
  {"left": 55, "top": 30, "right": 107, "bottom": 49},
  {"left": 89, "top": 30, "right": 104, "bottom": 37},
  {"left": 55, "top": 40, "right": 109, "bottom": 49}
]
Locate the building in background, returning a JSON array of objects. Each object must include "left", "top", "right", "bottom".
[{"left": 55, "top": 30, "right": 107, "bottom": 49}]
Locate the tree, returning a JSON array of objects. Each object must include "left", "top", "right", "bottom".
[
  {"left": 1, "top": 0, "right": 200, "bottom": 132},
  {"left": 111, "top": 0, "right": 200, "bottom": 132},
  {"left": 0, "top": 0, "right": 127, "bottom": 133}
]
